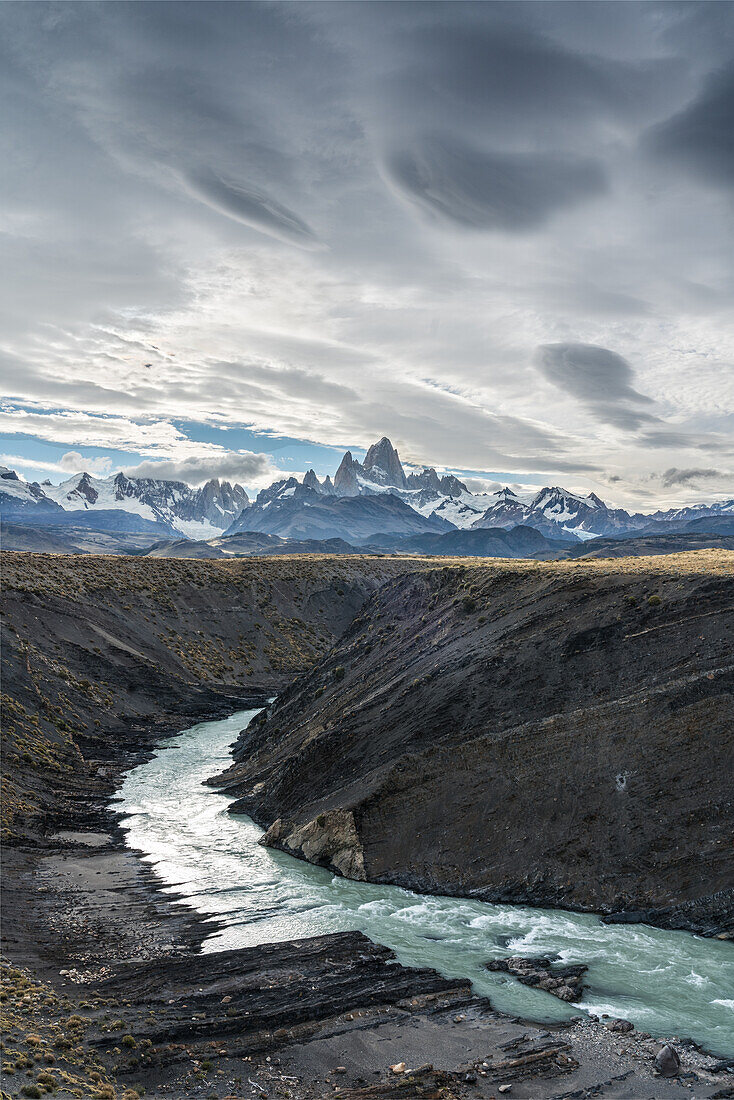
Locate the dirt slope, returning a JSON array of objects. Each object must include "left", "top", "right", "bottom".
[
  {"left": 212, "top": 551, "right": 734, "bottom": 934},
  {"left": 0, "top": 552, "right": 436, "bottom": 842}
]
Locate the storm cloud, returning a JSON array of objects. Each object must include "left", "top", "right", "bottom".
[
  {"left": 649, "top": 67, "right": 734, "bottom": 188},
  {"left": 0, "top": 1, "right": 733, "bottom": 506},
  {"left": 536, "top": 344, "right": 656, "bottom": 431},
  {"left": 384, "top": 136, "right": 606, "bottom": 231},
  {"left": 660, "top": 467, "right": 723, "bottom": 488}
]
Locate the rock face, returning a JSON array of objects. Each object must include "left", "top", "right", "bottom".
[
  {"left": 261, "top": 809, "right": 366, "bottom": 879},
  {"left": 362, "top": 436, "right": 408, "bottom": 489},
  {"left": 212, "top": 552, "right": 734, "bottom": 935},
  {"left": 1, "top": 552, "right": 439, "bottom": 843},
  {"left": 334, "top": 451, "right": 362, "bottom": 496},
  {"left": 487, "top": 957, "right": 588, "bottom": 1002},
  {"left": 225, "top": 485, "right": 453, "bottom": 541}
]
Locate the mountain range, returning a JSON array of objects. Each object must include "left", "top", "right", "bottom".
[
  {"left": 2, "top": 438, "right": 732, "bottom": 551},
  {"left": 0, "top": 466, "right": 249, "bottom": 538}
]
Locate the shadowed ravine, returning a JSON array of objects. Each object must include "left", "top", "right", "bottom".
[{"left": 120, "top": 710, "right": 734, "bottom": 1058}]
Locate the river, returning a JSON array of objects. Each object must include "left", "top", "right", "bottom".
[{"left": 119, "top": 709, "right": 734, "bottom": 1057}]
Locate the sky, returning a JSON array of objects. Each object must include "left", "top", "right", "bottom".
[{"left": 1, "top": 0, "right": 733, "bottom": 508}]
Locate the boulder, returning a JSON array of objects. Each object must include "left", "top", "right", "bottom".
[
  {"left": 655, "top": 1045, "right": 681, "bottom": 1077},
  {"left": 607, "top": 1018, "right": 634, "bottom": 1033}
]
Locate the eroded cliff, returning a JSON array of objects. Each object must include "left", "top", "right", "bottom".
[
  {"left": 0, "top": 552, "right": 435, "bottom": 842},
  {"left": 212, "top": 551, "right": 734, "bottom": 934}
]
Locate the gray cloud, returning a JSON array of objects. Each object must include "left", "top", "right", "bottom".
[
  {"left": 183, "top": 169, "right": 320, "bottom": 248},
  {"left": 648, "top": 66, "right": 734, "bottom": 187},
  {"left": 660, "top": 467, "right": 723, "bottom": 488},
  {"left": 384, "top": 135, "right": 606, "bottom": 231},
  {"left": 638, "top": 430, "right": 710, "bottom": 450},
  {"left": 0, "top": 2, "right": 732, "bottom": 507},
  {"left": 373, "top": 17, "right": 684, "bottom": 142},
  {"left": 123, "top": 451, "right": 277, "bottom": 487},
  {"left": 536, "top": 343, "right": 656, "bottom": 430}
]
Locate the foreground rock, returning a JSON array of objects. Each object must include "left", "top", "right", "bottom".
[
  {"left": 657, "top": 1044, "right": 682, "bottom": 1076},
  {"left": 212, "top": 552, "right": 734, "bottom": 935},
  {"left": 487, "top": 956, "right": 588, "bottom": 1002}
]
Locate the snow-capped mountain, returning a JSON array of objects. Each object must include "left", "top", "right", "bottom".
[
  {"left": 1, "top": 469, "right": 249, "bottom": 538},
  {"left": 2, "top": 440, "right": 732, "bottom": 547},
  {"left": 327, "top": 438, "right": 485, "bottom": 527},
  {"left": 228, "top": 438, "right": 734, "bottom": 543},
  {"left": 225, "top": 482, "right": 452, "bottom": 542},
  {"left": 646, "top": 499, "right": 734, "bottom": 524},
  {"left": 468, "top": 486, "right": 636, "bottom": 539},
  {"left": 0, "top": 467, "right": 64, "bottom": 513}
]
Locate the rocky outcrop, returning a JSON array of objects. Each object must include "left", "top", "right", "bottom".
[
  {"left": 212, "top": 552, "right": 734, "bottom": 934},
  {"left": 487, "top": 957, "right": 588, "bottom": 1002},
  {"left": 656, "top": 1044, "right": 682, "bottom": 1076},
  {"left": 261, "top": 809, "right": 366, "bottom": 879}
]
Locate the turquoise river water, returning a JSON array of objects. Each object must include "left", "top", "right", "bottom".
[{"left": 119, "top": 710, "right": 734, "bottom": 1057}]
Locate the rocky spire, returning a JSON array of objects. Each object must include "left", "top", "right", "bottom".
[
  {"left": 302, "top": 469, "right": 321, "bottom": 492},
  {"left": 438, "top": 473, "right": 468, "bottom": 498},
  {"left": 334, "top": 451, "right": 361, "bottom": 496},
  {"left": 407, "top": 467, "right": 442, "bottom": 493},
  {"left": 362, "top": 437, "right": 407, "bottom": 488}
]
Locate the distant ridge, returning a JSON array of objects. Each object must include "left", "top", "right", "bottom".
[{"left": 2, "top": 440, "right": 732, "bottom": 548}]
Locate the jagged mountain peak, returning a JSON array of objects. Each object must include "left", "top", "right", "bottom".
[
  {"left": 362, "top": 436, "right": 407, "bottom": 489},
  {"left": 334, "top": 450, "right": 361, "bottom": 496},
  {"left": 3, "top": 445, "right": 732, "bottom": 547},
  {"left": 407, "top": 467, "right": 442, "bottom": 493},
  {"left": 531, "top": 486, "right": 605, "bottom": 514},
  {"left": 439, "top": 473, "right": 468, "bottom": 498}
]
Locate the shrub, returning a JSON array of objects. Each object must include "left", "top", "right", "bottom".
[
  {"left": 461, "top": 595, "right": 477, "bottom": 613},
  {"left": 21, "top": 1087, "right": 42, "bottom": 1099},
  {"left": 333, "top": 665, "right": 345, "bottom": 680},
  {"left": 647, "top": 594, "right": 661, "bottom": 606},
  {"left": 122, "top": 1034, "right": 136, "bottom": 1048}
]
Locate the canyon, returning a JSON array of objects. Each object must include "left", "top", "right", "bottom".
[{"left": 1, "top": 549, "right": 733, "bottom": 1099}]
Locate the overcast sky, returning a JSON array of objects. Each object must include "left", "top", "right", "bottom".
[{"left": 1, "top": 1, "right": 733, "bottom": 507}]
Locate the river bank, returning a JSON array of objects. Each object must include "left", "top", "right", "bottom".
[
  {"left": 212, "top": 553, "right": 734, "bottom": 938},
  {"left": 2, "top": 552, "right": 733, "bottom": 1098},
  {"left": 5, "top": 709, "right": 733, "bottom": 1100}
]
